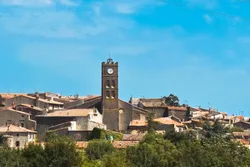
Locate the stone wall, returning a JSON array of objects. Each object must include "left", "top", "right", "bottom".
[
  {"left": 5, "top": 96, "right": 35, "bottom": 108},
  {"left": 5, "top": 132, "right": 34, "bottom": 148},
  {"left": 0, "top": 109, "right": 36, "bottom": 130},
  {"left": 36, "top": 116, "right": 75, "bottom": 141}
]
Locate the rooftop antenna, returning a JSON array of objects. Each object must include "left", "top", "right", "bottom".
[
  {"left": 238, "top": 109, "right": 243, "bottom": 116},
  {"left": 107, "top": 52, "right": 113, "bottom": 63}
]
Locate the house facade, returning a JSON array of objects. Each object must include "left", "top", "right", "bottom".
[
  {"left": 36, "top": 108, "right": 105, "bottom": 141},
  {"left": 0, "top": 108, "right": 36, "bottom": 130},
  {"left": 1, "top": 94, "right": 64, "bottom": 111},
  {"left": 130, "top": 97, "right": 190, "bottom": 121},
  {"left": 0, "top": 125, "right": 36, "bottom": 148}
]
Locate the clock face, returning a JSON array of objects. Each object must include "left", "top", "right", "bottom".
[{"left": 107, "top": 68, "right": 114, "bottom": 74}]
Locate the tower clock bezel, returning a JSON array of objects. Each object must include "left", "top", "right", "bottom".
[{"left": 107, "top": 68, "right": 114, "bottom": 74}]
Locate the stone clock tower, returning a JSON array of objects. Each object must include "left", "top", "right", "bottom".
[{"left": 101, "top": 58, "right": 119, "bottom": 130}]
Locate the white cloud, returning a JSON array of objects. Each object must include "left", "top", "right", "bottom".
[
  {"left": 115, "top": 3, "right": 135, "bottom": 14},
  {"left": 0, "top": 7, "right": 135, "bottom": 39},
  {"left": 112, "top": 0, "right": 163, "bottom": 14},
  {"left": 59, "top": 0, "right": 79, "bottom": 6},
  {"left": 203, "top": 14, "right": 213, "bottom": 23},
  {"left": 0, "top": 0, "right": 53, "bottom": 6}
]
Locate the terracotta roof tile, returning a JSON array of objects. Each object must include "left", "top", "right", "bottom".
[
  {"left": 0, "top": 108, "right": 31, "bottom": 115},
  {"left": 129, "top": 120, "right": 147, "bottom": 127},
  {"left": 7, "top": 95, "right": 64, "bottom": 105},
  {"left": 232, "top": 131, "right": 250, "bottom": 137},
  {"left": 154, "top": 117, "right": 184, "bottom": 126},
  {"left": 237, "top": 116, "right": 244, "bottom": 120},
  {"left": 17, "top": 103, "right": 44, "bottom": 111},
  {"left": 76, "top": 142, "right": 89, "bottom": 149},
  {"left": 0, "top": 93, "right": 27, "bottom": 99},
  {"left": 0, "top": 124, "right": 36, "bottom": 133},
  {"left": 38, "top": 109, "right": 95, "bottom": 117},
  {"left": 112, "top": 141, "right": 139, "bottom": 149},
  {"left": 167, "top": 106, "right": 187, "bottom": 111},
  {"left": 123, "top": 133, "right": 145, "bottom": 141},
  {"left": 139, "top": 98, "right": 166, "bottom": 108}
]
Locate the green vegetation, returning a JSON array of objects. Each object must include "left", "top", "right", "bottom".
[
  {"left": 85, "top": 140, "right": 114, "bottom": 160},
  {"left": 163, "top": 94, "right": 180, "bottom": 106},
  {"left": 0, "top": 123, "right": 250, "bottom": 167},
  {"left": 88, "top": 128, "right": 123, "bottom": 141}
]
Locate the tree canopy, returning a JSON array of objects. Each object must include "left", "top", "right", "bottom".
[
  {"left": 0, "top": 122, "right": 250, "bottom": 167},
  {"left": 163, "top": 94, "right": 180, "bottom": 106}
]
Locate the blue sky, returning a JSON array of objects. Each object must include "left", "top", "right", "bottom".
[{"left": 0, "top": 0, "right": 250, "bottom": 116}]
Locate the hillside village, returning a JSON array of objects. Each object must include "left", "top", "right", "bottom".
[{"left": 0, "top": 58, "right": 250, "bottom": 149}]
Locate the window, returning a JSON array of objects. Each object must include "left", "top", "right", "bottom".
[
  {"left": 111, "top": 80, "right": 115, "bottom": 88},
  {"left": 17, "top": 133, "right": 19, "bottom": 137},
  {"left": 111, "top": 91, "right": 116, "bottom": 99},
  {"left": 6, "top": 120, "right": 11, "bottom": 126},
  {"left": 106, "top": 91, "right": 110, "bottom": 99},
  {"left": 119, "top": 109, "right": 124, "bottom": 114},
  {"left": 20, "top": 120, "right": 24, "bottom": 127},
  {"left": 15, "top": 141, "right": 20, "bottom": 147},
  {"left": 106, "top": 80, "right": 110, "bottom": 88},
  {"left": 29, "top": 134, "right": 33, "bottom": 140}
]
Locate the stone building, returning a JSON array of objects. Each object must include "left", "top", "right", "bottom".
[
  {"left": 14, "top": 103, "right": 46, "bottom": 120},
  {"left": 130, "top": 97, "right": 190, "bottom": 121},
  {"left": 65, "top": 58, "right": 149, "bottom": 132},
  {"left": 36, "top": 108, "right": 105, "bottom": 141},
  {"left": 234, "top": 121, "right": 250, "bottom": 130},
  {"left": 0, "top": 93, "right": 64, "bottom": 112},
  {"left": 0, "top": 124, "right": 36, "bottom": 148},
  {"left": 128, "top": 117, "right": 185, "bottom": 133},
  {"left": 1, "top": 58, "right": 150, "bottom": 137},
  {"left": 0, "top": 108, "right": 36, "bottom": 130}
]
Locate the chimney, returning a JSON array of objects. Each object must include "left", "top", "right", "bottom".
[{"left": 35, "top": 92, "right": 39, "bottom": 107}]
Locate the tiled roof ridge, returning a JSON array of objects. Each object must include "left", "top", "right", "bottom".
[{"left": 0, "top": 124, "right": 36, "bottom": 133}]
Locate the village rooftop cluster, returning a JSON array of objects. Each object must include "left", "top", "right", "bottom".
[{"left": 0, "top": 58, "right": 249, "bottom": 149}]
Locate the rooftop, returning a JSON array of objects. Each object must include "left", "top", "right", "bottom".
[
  {"left": 167, "top": 106, "right": 187, "bottom": 111},
  {"left": 17, "top": 103, "right": 44, "bottom": 111},
  {"left": 129, "top": 120, "right": 147, "bottom": 127},
  {"left": 0, "top": 93, "right": 27, "bottom": 99},
  {"left": 0, "top": 124, "right": 36, "bottom": 133},
  {"left": 0, "top": 107, "right": 31, "bottom": 116},
  {"left": 112, "top": 141, "right": 139, "bottom": 149},
  {"left": 123, "top": 133, "right": 146, "bottom": 141},
  {"left": 154, "top": 117, "right": 184, "bottom": 126},
  {"left": 37, "top": 108, "right": 96, "bottom": 117}
]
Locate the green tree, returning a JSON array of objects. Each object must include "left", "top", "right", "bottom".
[
  {"left": 44, "top": 133, "right": 83, "bottom": 167},
  {"left": 0, "top": 147, "right": 27, "bottom": 167},
  {"left": 227, "top": 126, "right": 244, "bottom": 133},
  {"left": 163, "top": 94, "right": 180, "bottom": 106},
  {"left": 147, "top": 113, "right": 157, "bottom": 134},
  {"left": 127, "top": 133, "right": 179, "bottom": 167},
  {"left": 102, "top": 150, "right": 130, "bottom": 167},
  {"left": 177, "top": 139, "right": 222, "bottom": 167},
  {"left": 88, "top": 128, "right": 123, "bottom": 141},
  {"left": 85, "top": 140, "right": 114, "bottom": 160},
  {"left": 22, "top": 143, "right": 46, "bottom": 167}
]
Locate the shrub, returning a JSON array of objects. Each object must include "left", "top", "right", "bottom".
[{"left": 85, "top": 140, "right": 114, "bottom": 160}]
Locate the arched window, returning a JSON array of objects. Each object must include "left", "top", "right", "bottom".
[
  {"left": 119, "top": 108, "right": 124, "bottom": 114},
  {"left": 106, "top": 91, "right": 110, "bottom": 99},
  {"left": 106, "top": 80, "right": 110, "bottom": 88},
  {"left": 111, "top": 80, "right": 115, "bottom": 88},
  {"left": 111, "top": 91, "right": 115, "bottom": 99}
]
